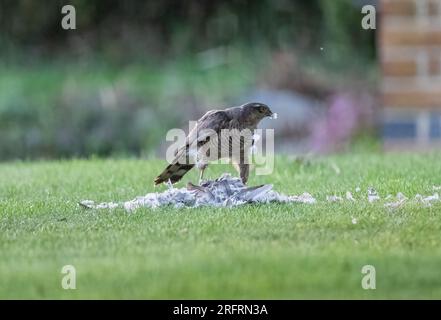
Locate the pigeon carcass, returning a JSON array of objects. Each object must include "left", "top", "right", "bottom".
[{"left": 79, "top": 173, "right": 316, "bottom": 212}]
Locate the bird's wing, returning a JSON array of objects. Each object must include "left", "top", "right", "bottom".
[
  {"left": 175, "top": 110, "right": 232, "bottom": 158},
  {"left": 190, "top": 110, "right": 232, "bottom": 144}
]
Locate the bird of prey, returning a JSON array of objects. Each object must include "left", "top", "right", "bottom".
[{"left": 154, "top": 102, "right": 274, "bottom": 185}]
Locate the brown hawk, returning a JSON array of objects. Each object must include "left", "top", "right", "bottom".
[{"left": 154, "top": 102, "right": 273, "bottom": 185}]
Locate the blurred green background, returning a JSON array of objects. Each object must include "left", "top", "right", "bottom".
[{"left": 0, "top": 0, "right": 377, "bottom": 160}]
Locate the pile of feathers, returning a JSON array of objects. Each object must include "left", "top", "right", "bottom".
[{"left": 79, "top": 173, "right": 316, "bottom": 212}]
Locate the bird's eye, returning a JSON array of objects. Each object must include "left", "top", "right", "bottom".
[{"left": 258, "top": 106, "right": 265, "bottom": 113}]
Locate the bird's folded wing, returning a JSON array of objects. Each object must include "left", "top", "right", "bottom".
[{"left": 180, "top": 110, "right": 233, "bottom": 154}]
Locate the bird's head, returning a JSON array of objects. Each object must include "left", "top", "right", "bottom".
[{"left": 240, "top": 102, "right": 274, "bottom": 125}]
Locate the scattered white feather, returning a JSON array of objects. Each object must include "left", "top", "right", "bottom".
[
  {"left": 384, "top": 192, "right": 408, "bottom": 209},
  {"left": 327, "top": 195, "right": 343, "bottom": 202},
  {"left": 346, "top": 191, "right": 355, "bottom": 201},
  {"left": 396, "top": 192, "right": 407, "bottom": 201},
  {"left": 368, "top": 187, "right": 380, "bottom": 203},
  {"left": 289, "top": 192, "right": 317, "bottom": 204},
  {"left": 79, "top": 181, "right": 440, "bottom": 213},
  {"left": 421, "top": 193, "right": 440, "bottom": 205},
  {"left": 97, "top": 202, "right": 119, "bottom": 209},
  {"left": 78, "top": 200, "right": 95, "bottom": 209},
  {"left": 79, "top": 200, "right": 118, "bottom": 210},
  {"left": 384, "top": 199, "right": 405, "bottom": 209}
]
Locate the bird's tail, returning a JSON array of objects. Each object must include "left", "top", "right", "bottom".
[{"left": 154, "top": 161, "right": 194, "bottom": 185}]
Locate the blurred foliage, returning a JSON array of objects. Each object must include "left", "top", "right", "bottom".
[
  {"left": 0, "top": 0, "right": 375, "bottom": 64},
  {"left": 0, "top": 54, "right": 256, "bottom": 159},
  {"left": 0, "top": 0, "right": 377, "bottom": 160}
]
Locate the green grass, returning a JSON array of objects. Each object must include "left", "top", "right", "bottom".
[{"left": 1, "top": 153, "right": 441, "bottom": 299}]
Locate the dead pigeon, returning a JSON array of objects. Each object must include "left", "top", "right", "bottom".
[{"left": 79, "top": 173, "right": 315, "bottom": 212}]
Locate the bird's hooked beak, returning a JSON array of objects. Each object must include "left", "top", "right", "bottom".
[{"left": 267, "top": 109, "right": 277, "bottom": 119}]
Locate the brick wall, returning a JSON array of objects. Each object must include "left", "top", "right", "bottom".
[{"left": 380, "top": 0, "right": 441, "bottom": 147}]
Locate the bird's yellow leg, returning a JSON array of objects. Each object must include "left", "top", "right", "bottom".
[{"left": 199, "top": 168, "right": 205, "bottom": 185}]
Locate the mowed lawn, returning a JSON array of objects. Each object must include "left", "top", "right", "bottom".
[{"left": 0, "top": 153, "right": 441, "bottom": 299}]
